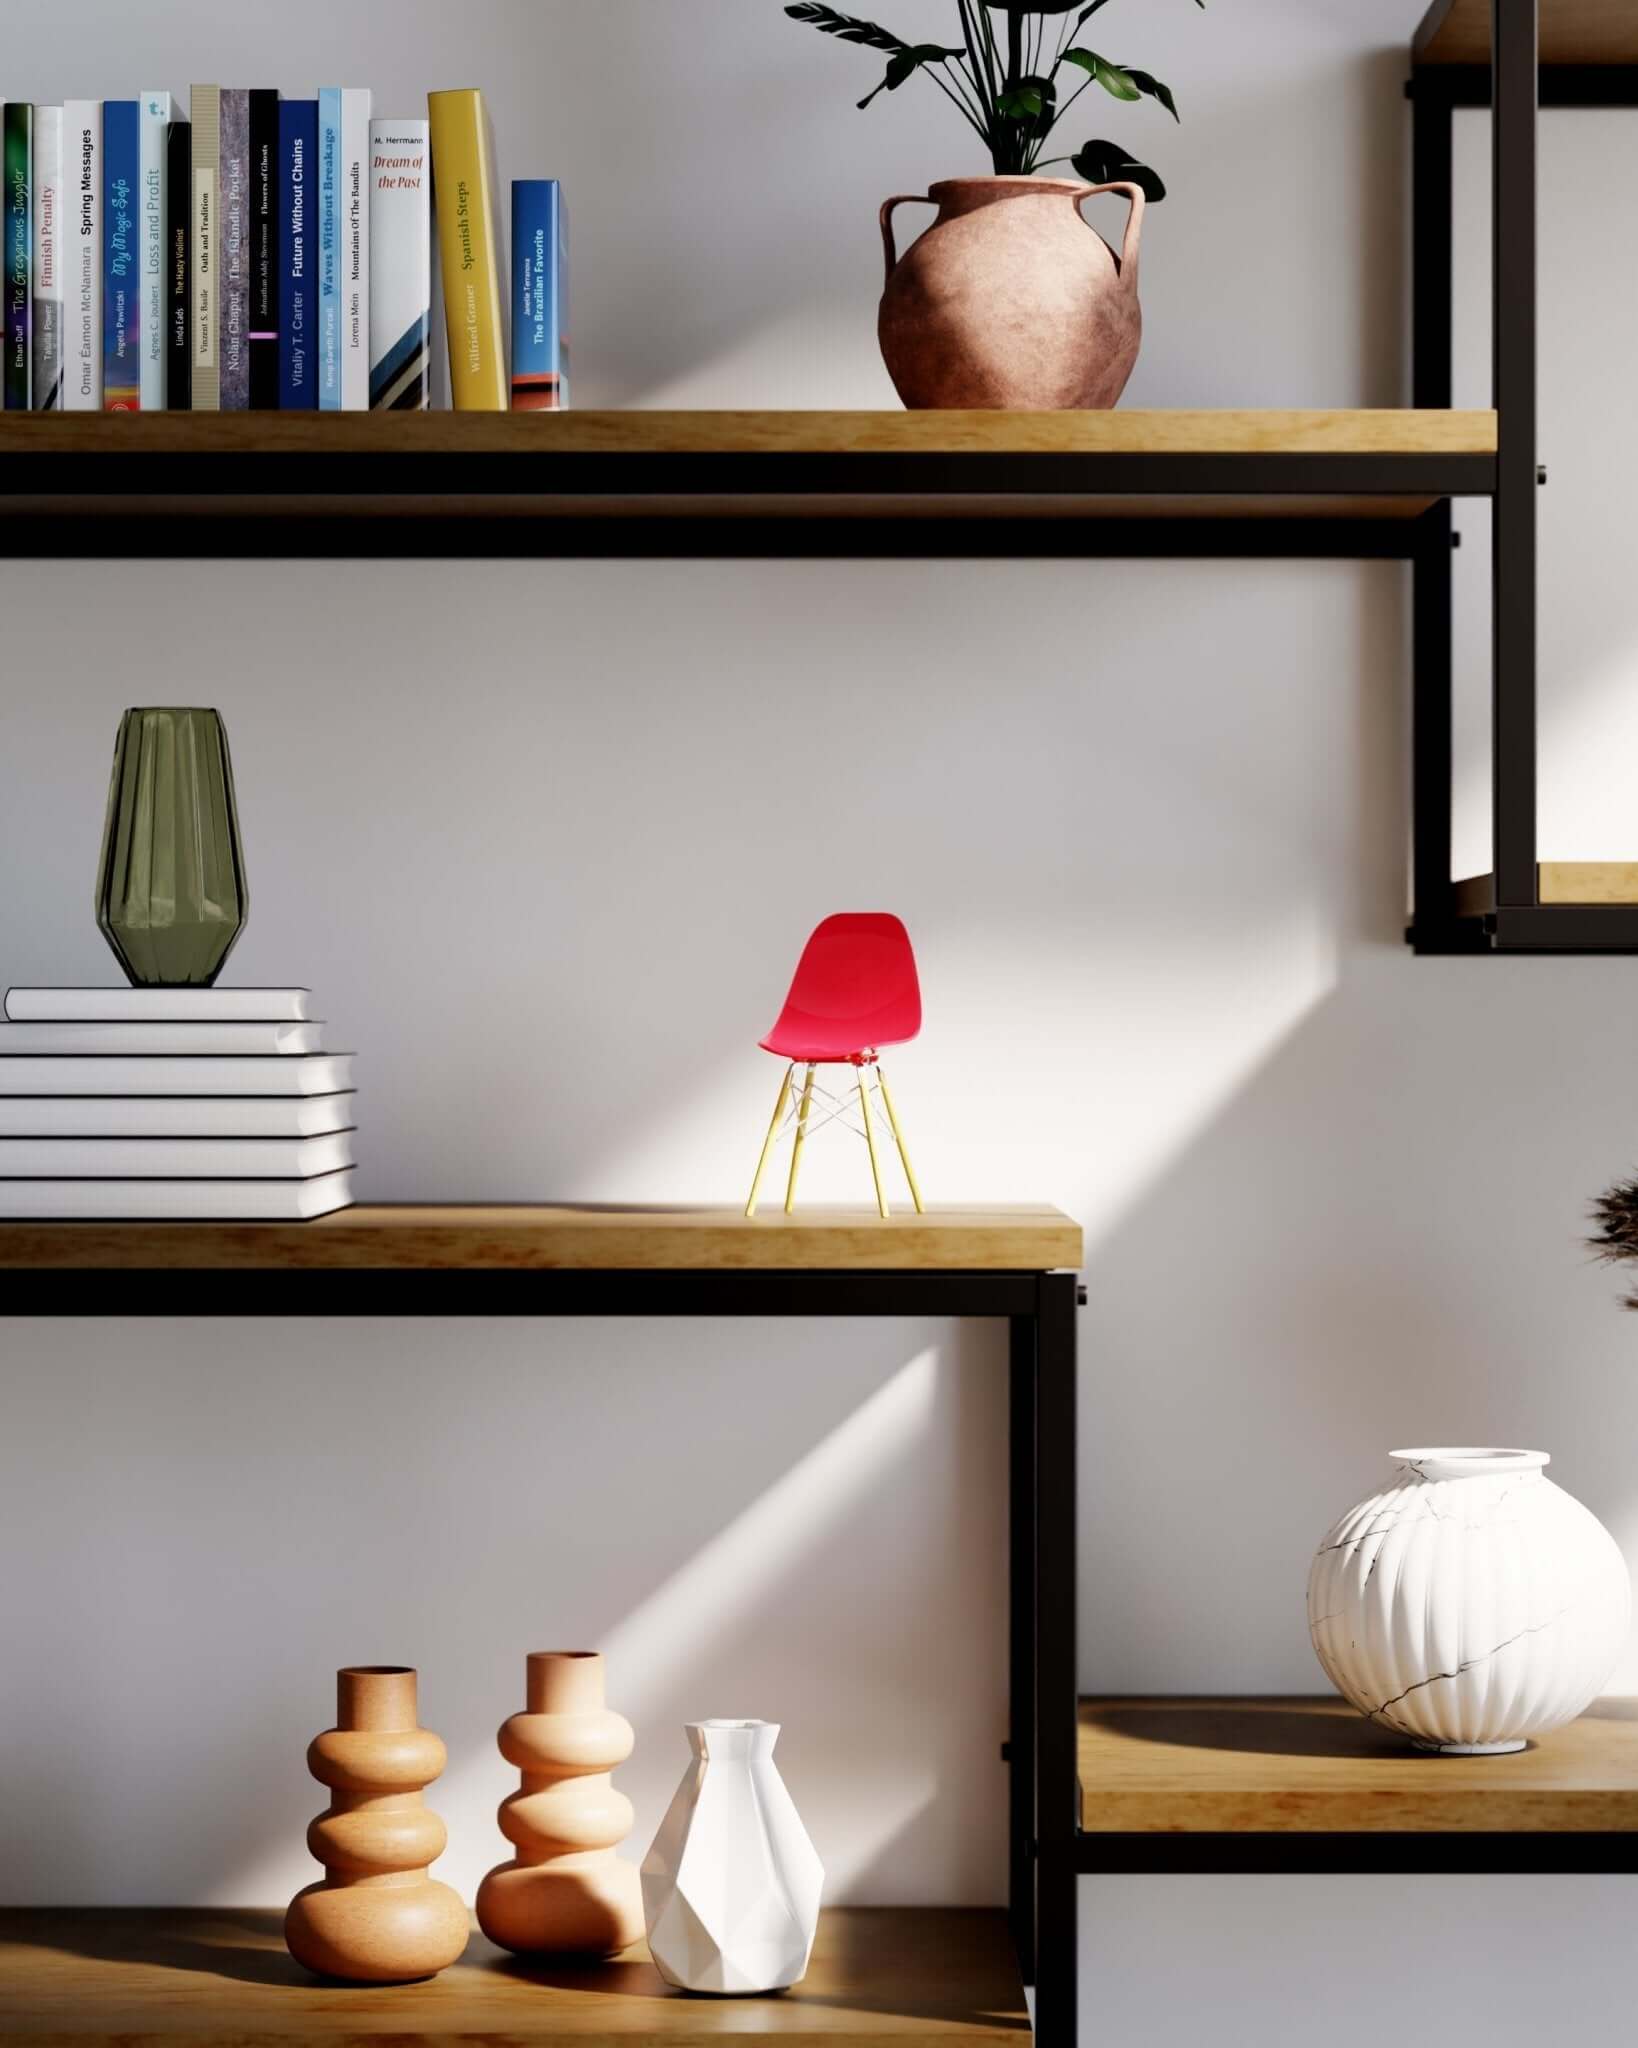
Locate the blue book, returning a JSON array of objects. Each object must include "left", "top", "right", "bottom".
[
  {"left": 316, "top": 87, "right": 341, "bottom": 410},
  {"left": 278, "top": 100, "right": 318, "bottom": 409},
  {"left": 102, "top": 100, "right": 140, "bottom": 409},
  {"left": 510, "top": 179, "right": 568, "bottom": 411}
]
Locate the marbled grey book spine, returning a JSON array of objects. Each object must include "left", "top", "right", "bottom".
[{"left": 218, "top": 88, "right": 249, "bottom": 409}]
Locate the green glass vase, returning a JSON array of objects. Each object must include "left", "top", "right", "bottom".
[{"left": 95, "top": 708, "right": 249, "bottom": 987}]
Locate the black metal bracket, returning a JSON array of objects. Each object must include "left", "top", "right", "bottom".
[{"left": 1407, "top": 0, "right": 1556, "bottom": 951}]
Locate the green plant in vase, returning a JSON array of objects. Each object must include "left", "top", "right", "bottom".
[
  {"left": 786, "top": 1, "right": 1193, "bottom": 197},
  {"left": 783, "top": 2, "right": 1201, "bottom": 411}
]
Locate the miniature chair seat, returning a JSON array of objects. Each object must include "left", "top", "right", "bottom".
[{"left": 746, "top": 913, "right": 924, "bottom": 1221}]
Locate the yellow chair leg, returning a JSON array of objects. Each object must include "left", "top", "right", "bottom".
[
  {"left": 785, "top": 1064, "right": 817, "bottom": 1214},
  {"left": 858, "top": 1066, "right": 890, "bottom": 1219},
  {"left": 876, "top": 1064, "right": 924, "bottom": 1214},
  {"left": 746, "top": 1064, "right": 794, "bottom": 1218}
]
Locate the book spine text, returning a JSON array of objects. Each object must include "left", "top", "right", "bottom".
[
  {"left": 165, "top": 118, "right": 190, "bottom": 409},
  {"left": 340, "top": 89, "right": 371, "bottom": 409},
  {"left": 138, "top": 92, "right": 172, "bottom": 409},
  {"left": 31, "top": 106, "right": 61, "bottom": 409},
  {"left": 248, "top": 89, "right": 279, "bottom": 408},
  {"left": 278, "top": 101, "right": 317, "bottom": 409},
  {"left": 3, "top": 104, "right": 32, "bottom": 409},
  {"left": 428, "top": 89, "right": 506, "bottom": 411},
  {"left": 368, "top": 118, "right": 429, "bottom": 410},
  {"left": 511, "top": 179, "right": 569, "bottom": 413},
  {"left": 217, "top": 89, "right": 248, "bottom": 410},
  {"left": 190, "top": 86, "right": 219, "bottom": 410},
  {"left": 61, "top": 101, "right": 101, "bottom": 411},
  {"left": 102, "top": 100, "right": 139, "bottom": 409},
  {"left": 317, "top": 87, "right": 341, "bottom": 409}
]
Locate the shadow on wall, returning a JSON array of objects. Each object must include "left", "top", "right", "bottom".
[
  {"left": 0, "top": 1316, "right": 1006, "bottom": 1910},
  {"left": 1080, "top": 945, "right": 1638, "bottom": 1697}
]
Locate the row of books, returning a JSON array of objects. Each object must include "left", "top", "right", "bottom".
[
  {"left": 0, "top": 985, "right": 356, "bottom": 1220},
  {"left": 0, "top": 88, "right": 567, "bottom": 414}
]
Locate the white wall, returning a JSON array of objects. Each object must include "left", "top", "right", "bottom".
[{"left": 3, "top": 3, "right": 1637, "bottom": 2039}]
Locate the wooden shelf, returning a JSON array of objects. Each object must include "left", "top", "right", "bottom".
[
  {"left": 0, "top": 1203, "right": 1082, "bottom": 1273},
  {"left": 0, "top": 1907, "right": 1025, "bottom": 2046},
  {"left": 1455, "top": 862, "right": 1638, "bottom": 914},
  {"left": 1079, "top": 1696, "right": 1638, "bottom": 1834},
  {"left": 0, "top": 408, "right": 1499, "bottom": 459},
  {"left": 1417, "top": 0, "right": 1638, "bottom": 66},
  {"left": 0, "top": 410, "right": 1498, "bottom": 542}
]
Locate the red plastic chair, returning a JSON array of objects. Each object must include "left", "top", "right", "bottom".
[{"left": 746, "top": 914, "right": 924, "bottom": 1220}]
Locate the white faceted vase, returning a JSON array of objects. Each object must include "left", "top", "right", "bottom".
[
  {"left": 641, "top": 1719, "right": 823, "bottom": 1995},
  {"left": 1308, "top": 1447, "right": 1630, "bottom": 1754}
]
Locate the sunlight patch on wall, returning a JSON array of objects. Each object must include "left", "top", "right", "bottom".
[{"left": 215, "top": 1351, "right": 954, "bottom": 1909}]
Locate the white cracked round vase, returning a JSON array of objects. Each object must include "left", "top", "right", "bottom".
[
  {"left": 641, "top": 1720, "right": 823, "bottom": 1995},
  {"left": 1308, "top": 1448, "right": 1630, "bottom": 1754}
]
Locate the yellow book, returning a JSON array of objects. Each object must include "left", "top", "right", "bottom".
[{"left": 428, "top": 88, "right": 506, "bottom": 410}]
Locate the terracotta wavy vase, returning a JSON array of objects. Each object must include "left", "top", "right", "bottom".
[
  {"left": 878, "top": 175, "right": 1144, "bottom": 411},
  {"left": 475, "top": 1650, "right": 645, "bottom": 1957},
  {"left": 284, "top": 1667, "right": 469, "bottom": 1983}
]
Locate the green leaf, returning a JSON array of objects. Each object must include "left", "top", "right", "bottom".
[
  {"left": 857, "top": 42, "right": 966, "bottom": 108},
  {"left": 1115, "top": 65, "right": 1180, "bottom": 119},
  {"left": 1062, "top": 50, "right": 1142, "bottom": 102},
  {"left": 784, "top": 3, "right": 907, "bottom": 53},
  {"left": 1071, "top": 139, "right": 1166, "bottom": 201},
  {"left": 996, "top": 73, "right": 1057, "bottom": 118}
]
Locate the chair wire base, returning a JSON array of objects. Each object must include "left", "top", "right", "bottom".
[{"left": 745, "top": 1059, "right": 924, "bottom": 1219}]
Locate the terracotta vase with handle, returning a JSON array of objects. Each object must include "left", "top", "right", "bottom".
[{"left": 878, "top": 175, "right": 1144, "bottom": 411}]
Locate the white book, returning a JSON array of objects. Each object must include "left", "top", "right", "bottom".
[
  {"left": 32, "top": 106, "right": 63, "bottom": 410},
  {"left": 0, "top": 1170, "right": 355, "bottom": 1220},
  {"left": 368, "top": 118, "right": 429, "bottom": 410},
  {"left": 0, "top": 1130, "right": 354, "bottom": 1178},
  {"left": 340, "top": 87, "right": 372, "bottom": 409},
  {"left": 138, "top": 91, "right": 173, "bottom": 409},
  {"left": 0, "top": 1020, "right": 323, "bottom": 1054},
  {"left": 61, "top": 100, "right": 101, "bottom": 411},
  {"left": 0, "top": 1053, "right": 354, "bottom": 1096},
  {"left": 0, "top": 1092, "right": 355, "bottom": 1137},
  {"left": 6, "top": 987, "right": 314, "bottom": 1022}
]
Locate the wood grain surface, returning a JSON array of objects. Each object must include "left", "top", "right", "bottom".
[
  {"left": 1079, "top": 1695, "right": 1638, "bottom": 1832},
  {"left": 1453, "top": 863, "right": 1638, "bottom": 915},
  {"left": 0, "top": 1908, "right": 1026, "bottom": 2044},
  {"left": 0, "top": 408, "right": 1499, "bottom": 458},
  {"left": 1417, "top": 0, "right": 1636, "bottom": 64},
  {"left": 0, "top": 1204, "right": 1083, "bottom": 1272}
]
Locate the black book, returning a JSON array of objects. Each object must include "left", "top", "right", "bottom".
[
  {"left": 165, "top": 118, "right": 191, "bottom": 409},
  {"left": 248, "top": 89, "right": 280, "bottom": 408}
]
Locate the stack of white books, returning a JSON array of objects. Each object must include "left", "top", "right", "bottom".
[{"left": 0, "top": 988, "right": 356, "bottom": 1220}]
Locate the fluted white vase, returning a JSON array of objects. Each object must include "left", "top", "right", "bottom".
[
  {"left": 641, "top": 1719, "right": 823, "bottom": 1995},
  {"left": 1308, "top": 1448, "right": 1630, "bottom": 1753}
]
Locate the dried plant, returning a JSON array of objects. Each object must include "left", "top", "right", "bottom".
[{"left": 1589, "top": 1174, "right": 1638, "bottom": 1307}]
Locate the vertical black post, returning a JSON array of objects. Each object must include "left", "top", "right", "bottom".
[
  {"left": 1008, "top": 1315, "right": 1038, "bottom": 1986},
  {"left": 1492, "top": 0, "right": 1538, "bottom": 907},
  {"left": 1412, "top": 78, "right": 1454, "bottom": 412},
  {"left": 1413, "top": 501, "right": 1456, "bottom": 935},
  {"left": 1411, "top": 74, "right": 1457, "bottom": 937},
  {"left": 1032, "top": 1273, "right": 1079, "bottom": 2047}
]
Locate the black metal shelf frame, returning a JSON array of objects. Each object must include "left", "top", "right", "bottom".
[
  {"left": 1408, "top": 2, "right": 1638, "bottom": 952},
  {"left": 7, "top": 1262, "right": 1084, "bottom": 2044}
]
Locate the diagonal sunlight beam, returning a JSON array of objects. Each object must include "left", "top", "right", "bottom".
[{"left": 601, "top": 1351, "right": 938, "bottom": 1700}]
